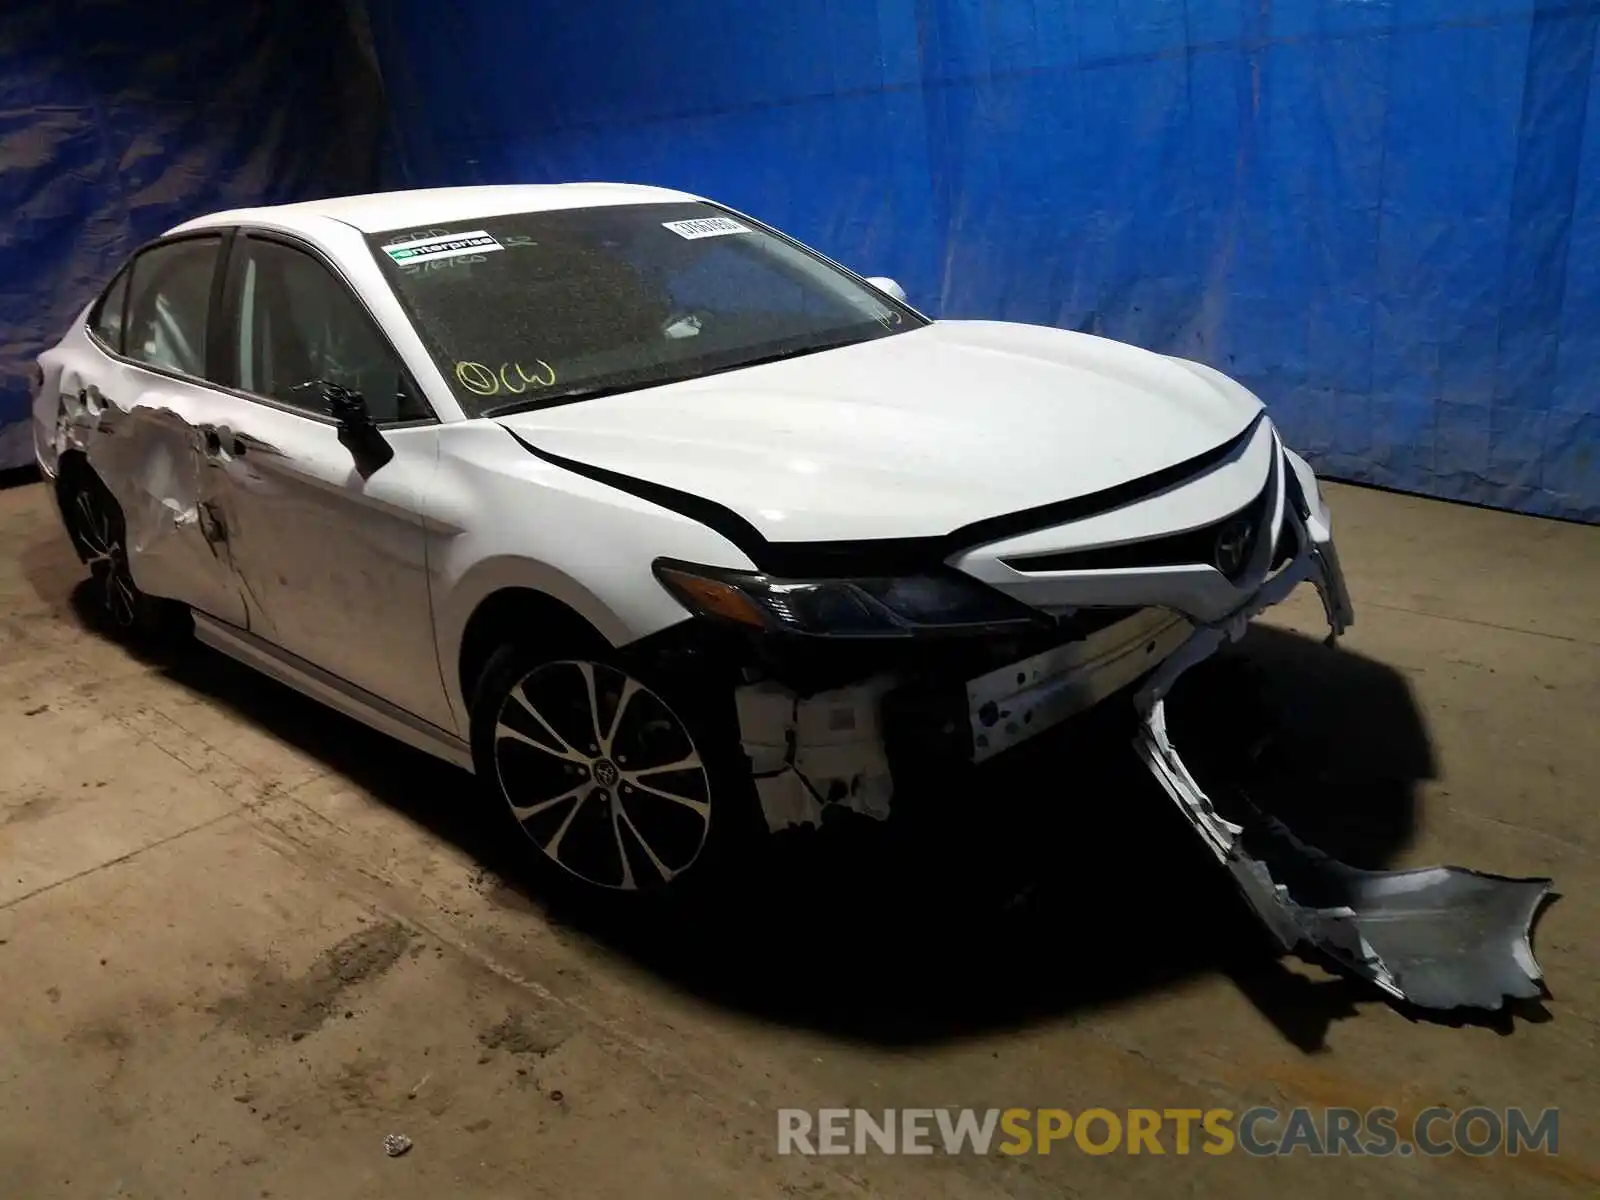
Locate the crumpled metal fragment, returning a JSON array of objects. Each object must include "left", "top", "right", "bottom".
[{"left": 1132, "top": 504, "right": 1551, "bottom": 1012}]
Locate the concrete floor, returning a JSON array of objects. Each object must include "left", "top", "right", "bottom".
[{"left": 0, "top": 474, "right": 1596, "bottom": 1199}]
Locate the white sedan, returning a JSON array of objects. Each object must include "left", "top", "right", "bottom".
[{"left": 32, "top": 183, "right": 1356, "bottom": 905}]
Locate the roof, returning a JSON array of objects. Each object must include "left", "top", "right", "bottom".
[{"left": 167, "top": 182, "right": 703, "bottom": 237}]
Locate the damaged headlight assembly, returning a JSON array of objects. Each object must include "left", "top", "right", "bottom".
[{"left": 652, "top": 559, "right": 1048, "bottom": 638}]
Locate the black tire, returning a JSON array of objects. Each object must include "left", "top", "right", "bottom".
[
  {"left": 58, "top": 462, "right": 191, "bottom": 644},
  {"left": 469, "top": 636, "right": 762, "bottom": 904}
]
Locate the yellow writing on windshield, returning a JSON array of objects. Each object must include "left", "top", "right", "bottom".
[{"left": 455, "top": 360, "right": 557, "bottom": 397}]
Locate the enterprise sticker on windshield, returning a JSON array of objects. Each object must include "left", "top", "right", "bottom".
[
  {"left": 661, "top": 216, "right": 750, "bottom": 240},
  {"left": 382, "top": 230, "right": 504, "bottom": 265}
]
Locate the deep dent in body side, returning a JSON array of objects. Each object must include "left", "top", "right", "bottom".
[{"left": 38, "top": 328, "right": 246, "bottom": 608}]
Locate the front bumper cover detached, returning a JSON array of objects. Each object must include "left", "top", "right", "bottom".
[
  {"left": 1133, "top": 498, "right": 1552, "bottom": 1012},
  {"left": 723, "top": 431, "right": 1551, "bottom": 1012}
]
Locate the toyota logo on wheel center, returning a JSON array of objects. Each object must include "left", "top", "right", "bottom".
[{"left": 593, "top": 759, "right": 620, "bottom": 788}]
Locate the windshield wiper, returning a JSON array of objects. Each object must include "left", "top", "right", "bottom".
[
  {"left": 707, "top": 333, "right": 877, "bottom": 375},
  {"left": 478, "top": 332, "right": 880, "bottom": 419}
]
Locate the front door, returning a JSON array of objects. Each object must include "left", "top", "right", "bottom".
[{"left": 209, "top": 231, "right": 453, "bottom": 730}]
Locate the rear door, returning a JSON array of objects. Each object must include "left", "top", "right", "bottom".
[
  {"left": 48, "top": 232, "right": 251, "bottom": 627},
  {"left": 204, "top": 229, "right": 452, "bottom": 729}
]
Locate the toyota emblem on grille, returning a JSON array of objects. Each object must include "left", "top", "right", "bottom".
[{"left": 1214, "top": 517, "right": 1254, "bottom": 576}]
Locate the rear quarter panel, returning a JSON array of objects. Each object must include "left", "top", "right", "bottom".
[{"left": 31, "top": 305, "right": 97, "bottom": 478}]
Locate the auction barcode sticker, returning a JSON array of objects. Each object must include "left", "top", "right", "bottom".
[
  {"left": 662, "top": 217, "right": 750, "bottom": 240},
  {"left": 383, "top": 230, "right": 504, "bottom": 265}
]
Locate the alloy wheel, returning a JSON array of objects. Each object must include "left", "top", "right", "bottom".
[
  {"left": 71, "top": 484, "right": 138, "bottom": 629},
  {"left": 492, "top": 660, "right": 713, "bottom": 891}
]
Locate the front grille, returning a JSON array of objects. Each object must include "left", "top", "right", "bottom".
[{"left": 1001, "top": 470, "right": 1276, "bottom": 583}]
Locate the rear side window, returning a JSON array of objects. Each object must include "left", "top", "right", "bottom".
[
  {"left": 88, "top": 266, "right": 130, "bottom": 352},
  {"left": 123, "top": 236, "right": 223, "bottom": 378}
]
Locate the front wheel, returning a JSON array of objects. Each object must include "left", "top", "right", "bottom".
[{"left": 469, "top": 642, "right": 758, "bottom": 900}]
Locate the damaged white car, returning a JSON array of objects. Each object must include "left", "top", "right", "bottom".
[{"left": 31, "top": 184, "right": 1548, "bottom": 1009}]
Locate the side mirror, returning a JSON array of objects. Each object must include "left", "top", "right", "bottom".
[
  {"left": 325, "top": 383, "right": 374, "bottom": 432},
  {"left": 864, "top": 276, "right": 908, "bottom": 304},
  {"left": 311, "top": 381, "right": 394, "bottom": 476}
]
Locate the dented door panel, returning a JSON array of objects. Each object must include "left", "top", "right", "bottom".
[{"left": 46, "top": 351, "right": 250, "bottom": 628}]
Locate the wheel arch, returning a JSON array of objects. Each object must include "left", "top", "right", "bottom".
[
  {"left": 53, "top": 448, "right": 98, "bottom": 560},
  {"left": 455, "top": 585, "right": 611, "bottom": 712},
  {"left": 55, "top": 445, "right": 92, "bottom": 485}
]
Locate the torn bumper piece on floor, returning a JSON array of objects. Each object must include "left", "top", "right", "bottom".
[{"left": 1133, "top": 512, "right": 1552, "bottom": 1012}]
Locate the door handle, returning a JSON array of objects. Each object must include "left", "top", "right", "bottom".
[{"left": 202, "top": 428, "right": 270, "bottom": 458}]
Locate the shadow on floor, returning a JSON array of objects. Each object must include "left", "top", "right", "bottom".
[
  {"left": 0, "top": 464, "right": 41, "bottom": 491},
  {"left": 24, "top": 525, "right": 1454, "bottom": 1053}
]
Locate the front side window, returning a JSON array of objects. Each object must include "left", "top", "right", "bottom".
[
  {"left": 233, "top": 237, "right": 429, "bottom": 423},
  {"left": 124, "top": 237, "right": 221, "bottom": 377},
  {"left": 367, "top": 202, "right": 922, "bottom": 417}
]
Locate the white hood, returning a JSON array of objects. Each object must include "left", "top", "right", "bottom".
[{"left": 498, "top": 320, "right": 1263, "bottom": 542}]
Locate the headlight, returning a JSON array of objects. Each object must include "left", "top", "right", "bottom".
[{"left": 652, "top": 559, "right": 1048, "bottom": 638}]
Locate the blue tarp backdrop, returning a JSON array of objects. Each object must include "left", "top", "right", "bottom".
[
  {"left": 3, "top": 2, "right": 1596, "bottom": 521},
  {"left": 366, "top": 0, "right": 1600, "bottom": 522},
  {"left": 0, "top": 0, "right": 384, "bottom": 470}
]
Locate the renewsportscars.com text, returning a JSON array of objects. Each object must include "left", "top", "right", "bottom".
[{"left": 776, "top": 1106, "right": 1560, "bottom": 1158}]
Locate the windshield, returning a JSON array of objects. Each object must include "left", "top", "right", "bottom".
[{"left": 367, "top": 202, "right": 923, "bottom": 416}]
